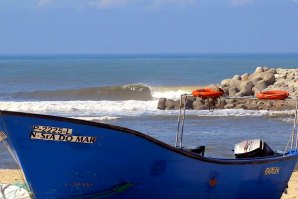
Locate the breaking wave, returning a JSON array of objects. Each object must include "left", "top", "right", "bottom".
[
  {"left": 3, "top": 84, "right": 152, "bottom": 101},
  {"left": 0, "top": 84, "right": 200, "bottom": 101}
]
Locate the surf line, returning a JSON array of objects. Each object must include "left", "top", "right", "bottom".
[{"left": 30, "top": 131, "right": 96, "bottom": 144}]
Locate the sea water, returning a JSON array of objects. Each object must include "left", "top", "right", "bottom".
[{"left": 0, "top": 54, "right": 297, "bottom": 169}]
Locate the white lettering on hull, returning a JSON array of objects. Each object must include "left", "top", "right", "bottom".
[{"left": 30, "top": 132, "right": 96, "bottom": 144}]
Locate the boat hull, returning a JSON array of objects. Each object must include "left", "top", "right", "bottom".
[{"left": 0, "top": 111, "right": 297, "bottom": 199}]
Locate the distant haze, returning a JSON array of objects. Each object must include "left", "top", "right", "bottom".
[{"left": 1, "top": 0, "right": 298, "bottom": 54}]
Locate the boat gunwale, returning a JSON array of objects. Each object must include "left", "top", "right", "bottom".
[{"left": 1, "top": 110, "right": 298, "bottom": 165}]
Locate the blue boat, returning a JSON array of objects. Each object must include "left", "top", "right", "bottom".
[{"left": 0, "top": 94, "right": 298, "bottom": 199}]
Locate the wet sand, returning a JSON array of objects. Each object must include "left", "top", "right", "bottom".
[{"left": 0, "top": 169, "right": 297, "bottom": 198}]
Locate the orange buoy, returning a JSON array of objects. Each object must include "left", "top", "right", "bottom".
[
  {"left": 192, "top": 88, "right": 224, "bottom": 98},
  {"left": 256, "top": 90, "right": 289, "bottom": 100}
]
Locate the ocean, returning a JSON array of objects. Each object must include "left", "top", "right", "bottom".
[{"left": 0, "top": 53, "right": 297, "bottom": 169}]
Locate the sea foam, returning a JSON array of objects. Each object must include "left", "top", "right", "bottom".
[{"left": 0, "top": 100, "right": 294, "bottom": 122}]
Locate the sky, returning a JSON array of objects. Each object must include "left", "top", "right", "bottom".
[{"left": 0, "top": 0, "right": 298, "bottom": 54}]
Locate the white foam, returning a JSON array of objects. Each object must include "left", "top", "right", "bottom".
[
  {"left": 71, "top": 116, "right": 121, "bottom": 121},
  {"left": 151, "top": 90, "right": 190, "bottom": 99},
  {"left": 263, "top": 110, "right": 296, "bottom": 123},
  {"left": 0, "top": 100, "right": 158, "bottom": 117},
  {"left": 0, "top": 101, "right": 294, "bottom": 119}
]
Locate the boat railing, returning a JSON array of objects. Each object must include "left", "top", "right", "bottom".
[{"left": 175, "top": 94, "right": 298, "bottom": 156}]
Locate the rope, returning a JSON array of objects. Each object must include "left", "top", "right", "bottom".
[{"left": 0, "top": 183, "right": 30, "bottom": 199}]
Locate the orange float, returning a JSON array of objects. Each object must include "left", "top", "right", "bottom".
[
  {"left": 256, "top": 90, "right": 289, "bottom": 100},
  {"left": 192, "top": 88, "right": 224, "bottom": 98}
]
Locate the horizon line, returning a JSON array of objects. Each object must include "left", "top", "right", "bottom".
[{"left": 1, "top": 52, "right": 298, "bottom": 56}]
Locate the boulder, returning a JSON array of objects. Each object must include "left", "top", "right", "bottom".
[
  {"left": 222, "top": 87, "right": 230, "bottom": 96},
  {"left": 208, "top": 84, "right": 220, "bottom": 89},
  {"left": 225, "top": 99, "right": 238, "bottom": 104},
  {"left": 251, "top": 76, "right": 263, "bottom": 85},
  {"left": 235, "top": 104, "right": 247, "bottom": 109},
  {"left": 235, "top": 91, "right": 245, "bottom": 97},
  {"left": 266, "top": 68, "right": 277, "bottom": 74},
  {"left": 229, "top": 87, "right": 239, "bottom": 97},
  {"left": 254, "top": 67, "right": 264, "bottom": 74},
  {"left": 239, "top": 81, "right": 254, "bottom": 96},
  {"left": 262, "top": 72, "right": 275, "bottom": 85},
  {"left": 254, "top": 80, "right": 269, "bottom": 92},
  {"left": 157, "top": 98, "right": 166, "bottom": 110},
  {"left": 224, "top": 104, "right": 235, "bottom": 109},
  {"left": 193, "top": 99, "right": 207, "bottom": 110},
  {"left": 181, "top": 97, "right": 195, "bottom": 110},
  {"left": 165, "top": 99, "right": 178, "bottom": 110},
  {"left": 218, "top": 99, "right": 227, "bottom": 109},
  {"left": 229, "top": 79, "right": 242, "bottom": 90},
  {"left": 221, "top": 79, "right": 231, "bottom": 87},
  {"left": 241, "top": 73, "right": 249, "bottom": 81},
  {"left": 232, "top": 75, "right": 241, "bottom": 80}
]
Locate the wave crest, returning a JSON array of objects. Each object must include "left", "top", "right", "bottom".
[{"left": 5, "top": 84, "right": 152, "bottom": 101}]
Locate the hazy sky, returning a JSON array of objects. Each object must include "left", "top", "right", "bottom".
[{"left": 1, "top": 0, "right": 298, "bottom": 54}]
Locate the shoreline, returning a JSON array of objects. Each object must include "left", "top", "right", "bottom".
[{"left": 0, "top": 169, "right": 297, "bottom": 198}]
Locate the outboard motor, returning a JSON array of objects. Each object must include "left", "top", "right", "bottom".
[{"left": 234, "top": 139, "right": 274, "bottom": 159}]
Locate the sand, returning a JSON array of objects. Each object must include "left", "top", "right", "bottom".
[
  {"left": 0, "top": 170, "right": 297, "bottom": 198},
  {"left": 0, "top": 169, "right": 23, "bottom": 184},
  {"left": 282, "top": 171, "right": 298, "bottom": 199}
]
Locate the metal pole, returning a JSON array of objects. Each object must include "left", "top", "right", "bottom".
[
  {"left": 294, "top": 98, "right": 298, "bottom": 150},
  {"left": 291, "top": 98, "right": 298, "bottom": 150},
  {"left": 175, "top": 95, "right": 183, "bottom": 148},
  {"left": 180, "top": 95, "right": 187, "bottom": 148}
]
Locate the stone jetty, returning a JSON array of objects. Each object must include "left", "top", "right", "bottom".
[{"left": 158, "top": 67, "right": 298, "bottom": 111}]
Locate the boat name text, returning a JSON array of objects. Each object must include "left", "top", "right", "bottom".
[{"left": 30, "top": 132, "right": 96, "bottom": 144}]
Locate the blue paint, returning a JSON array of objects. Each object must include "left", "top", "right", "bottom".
[{"left": 0, "top": 111, "right": 297, "bottom": 199}]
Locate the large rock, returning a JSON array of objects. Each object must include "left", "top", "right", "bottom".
[
  {"left": 266, "top": 68, "right": 277, "bottom": 74},
  {"left": 254, "top": 80, "right": 270, "bottom": 92},
  {"left": 222, "top": 87, "right": 230, "bottom": 96},
  {"left": 235, "top": 91, "right": 245, "bottom": 97},
  {"left": 221, "top": 79, "right": 231, "bottom": 87},
  {"left": 232, "top": 75, "right": 241, "bottom": 80},
  {"left": 157, "top": 98, "right": 166, "bottom": 110},
  {"left": 165, "top": 99, "right": 178, "bottom": 110},
  {"left": 224, "top": 103, "right": 235, "bottom": 109},
  {"left": 262, "top": 72, "right": 275, "bottom": 85},
  {"left": 181, "top": 96, "right": 195, "bottom": 109},
  {"left": 229, "top": 79, "right": 242, "bottom": 90},
  {"left": 251, "top": 76, "right": 262, "bottom": 85},
  {"left": 254, "top": 67, "right": 264, "bottom": 74},
  {"left": 229, "top": 87, "right": 239, "bottom": 96},
  {"left": 235, "top": 104, "right": 247, "bottom": 109},
  {"left": 239, "top": 81, "right": 254, "bottom": 96},
  {"left": 241, "top": 73, "right": 249, "bottom": 81},
  {"left": 218, "top": 99, "right": 227, "bottom": 109},
  {"left": 193, "top": 99, "right": 208, "bottom": 110}
]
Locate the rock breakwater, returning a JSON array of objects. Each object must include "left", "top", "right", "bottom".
[{"left": 158, "top": 67, "right": 298, "bottom": 111}]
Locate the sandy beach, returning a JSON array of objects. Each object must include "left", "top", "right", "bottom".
[
  {"left": 0, "top": 169, "right": 297, "bottom": 198},
  {"left": 282, "top": 171, "right": 298, "bottom": 199}
]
